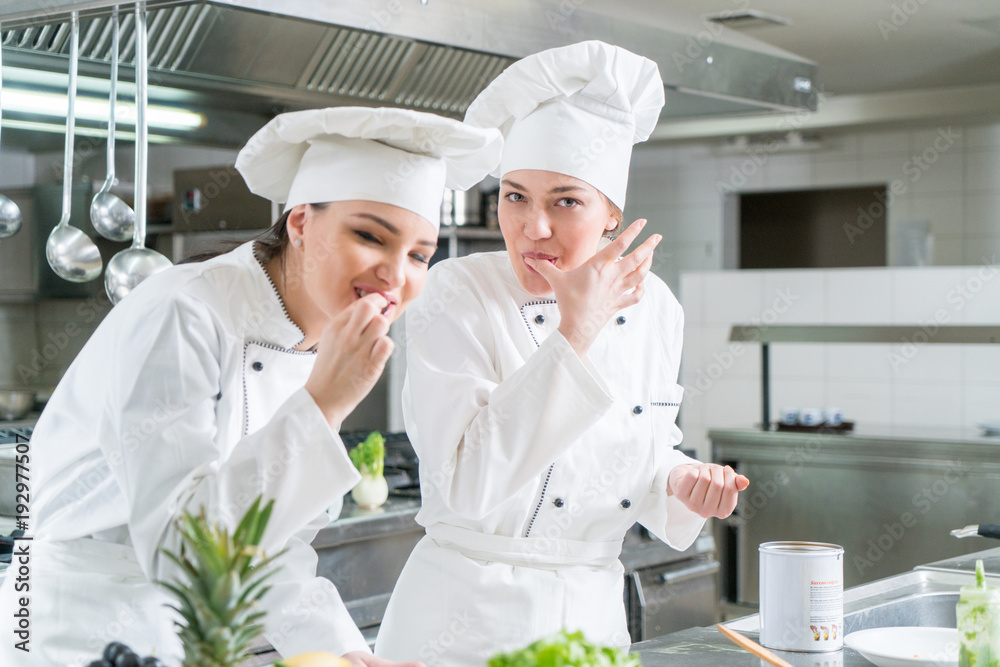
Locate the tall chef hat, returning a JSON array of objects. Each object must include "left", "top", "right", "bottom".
[
  {"left": 465, "top": 40, "right": 664, "bottom": 211},
  {"left": 235, "top": 107, "right": 503, "bottom": 230}
]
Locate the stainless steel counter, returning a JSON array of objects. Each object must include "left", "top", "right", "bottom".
[
  {"left": 633, "top": 546, "right": 1000, "bottom": 666},
  {"left": 312, "top": 497, "right": 421, "bottom": 548},
  {"left": 312, "top": 497, "right": 424, "bottom": 643},
  {"left": 711, "top": 427, "right": 1000, "bottom": 604}
]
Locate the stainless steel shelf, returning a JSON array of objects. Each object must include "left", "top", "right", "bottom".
[
  {"left": 727, "top": 324, "right": 1000, "bottom": 430},
  {"left": 440, "top": 226, "right": 504, "bottom": 239},
  {"left": 729, "top": 324, "right": 1000, "bottom": 344}
]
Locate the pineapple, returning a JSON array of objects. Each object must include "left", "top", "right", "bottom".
[
  {"left": 158, "top": 496, "right": 285, "bottom": 667},
  {"left": 275, "top": 652, "right": 350, "bottom": 667}
]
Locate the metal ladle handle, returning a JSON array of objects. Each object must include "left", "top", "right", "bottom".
[
  {"left": 104, "top": 6, "right": 119, "bottom": 187},
  {"left": 132, "top": 2, "right": 147, "bottom": 249},
  {"left": 1, "top": 19, "right": 5, "bottom": 150},
  {"left": 59, "top": 12, "right": 79, "bottom": 228}
]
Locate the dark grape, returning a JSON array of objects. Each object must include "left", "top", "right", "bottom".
[
  {"left": 139, "top": 658, "right": 166, "bottom": 667},
  {"left": 115, "top": 650, "right": 141, "bottom": 667},
  {"left": 103, "top": 642, "right": 132, "bottom": 661}
]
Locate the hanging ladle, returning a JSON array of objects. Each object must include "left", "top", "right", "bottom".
[
  {"left": 0, "top": 20, "right": 25, "bottom": 239},
  {"left": 45, "top": 12, "right": 103, "bottom": 282},
  {"left": 90, "top": 6, "right": 134, "bottom": 242},
  {"left": 104, "top": 3, "right": 170, "bottom": 305}
]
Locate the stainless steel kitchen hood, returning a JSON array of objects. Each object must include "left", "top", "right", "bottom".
[{"left": 0, "top": 0, "right": 819, "bottom": 147}]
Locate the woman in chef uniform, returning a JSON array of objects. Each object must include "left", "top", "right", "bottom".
[
  {"left": 0, "top": 107, "right": 500, "bottom": 667},
  {"left": 375, "top": 41, "right": 749, "bottom": 665}
]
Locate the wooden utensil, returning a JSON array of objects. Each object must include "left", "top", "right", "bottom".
[{"left": 716, "top": 624, "right": 796, "bottom": 667}]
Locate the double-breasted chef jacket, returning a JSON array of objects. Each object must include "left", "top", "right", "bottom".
[
  {"left": 375, "top": 251, "right": 705, "bottom": 665},
  {"left": 0, "top": 242, "right": 367, "bottom": 666}
]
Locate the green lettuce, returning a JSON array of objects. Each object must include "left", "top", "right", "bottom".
[
  {"left": 348, "top": 431, "right": 385, "bottom": 477},
  {"left": 488, "top": 630, "right": 641, "bottom": 667}
]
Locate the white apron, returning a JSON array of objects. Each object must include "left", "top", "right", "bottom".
[
  {"left": 0, "top": 538, "right": 182, "bottom": 666},
  {"left": 376, "top": 252, "right": 705, "bottom": 665},
  {"left": 0, "top": 243, "right": 366, "bottom": 667}
]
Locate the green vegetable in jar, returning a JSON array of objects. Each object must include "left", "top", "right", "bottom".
[
  {"left": 349, "top": 431, "right": 385, "bottom": 477},
  {"left": 958, "top": 560, "right": 1000, "bottom": 667},
  {"left": 487, "top": 630, "right": 641, "bottom": 667}
]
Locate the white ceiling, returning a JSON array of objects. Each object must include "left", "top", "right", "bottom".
[
  {"left": 658, "top": 0, "right": 1000, "bottom": 96},
  {"left": 637, "top": 0, "right": 1000, "bottom": 139}
]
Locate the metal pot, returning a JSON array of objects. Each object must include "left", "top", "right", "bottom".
[
  {"left": 0, "top": 446, "right": 16, "bottom": 516},
  {"left": 0, "top": 390, "right": 34, "bottom": 421}
]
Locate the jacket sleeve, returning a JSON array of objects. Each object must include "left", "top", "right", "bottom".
[
  {"left": 636, "top": 288, "right": 706, "bottom": 550},
  {"left": 100, "top": 295, "right": 360, "bottom": 588},
  {"left": 262, "top": 520, "right": 370, "bottom": 657},
  {"left": 403, "top": 261, "right": 615, "bottom": 520}
]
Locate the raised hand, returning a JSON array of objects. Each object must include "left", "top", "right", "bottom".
[
  {"left": 525, "top": 219, "right": 661, "bottom": 355},
  {"left": 667, "top": 464, "right": 750, "bottom": 519},
  {"left": 304, "top": 292, "right": 394, "bottom": 427}
]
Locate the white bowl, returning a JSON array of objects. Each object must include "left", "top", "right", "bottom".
[{"left": 844, "top": 627, "right": 958, "bottom": 667}]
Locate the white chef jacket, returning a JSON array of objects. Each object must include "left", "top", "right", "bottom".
[
  {"left": 375, "top": 251, "right": 704, "bottom": 666},
  {"left": 0, "top": 242, "right": 368, "bottom": 667}
]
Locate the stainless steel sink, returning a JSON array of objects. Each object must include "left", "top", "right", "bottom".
[
  {"left": 726, "top": 569, "right": 981, "bottom": 634},
  {"left": 844, "top": 590, "right": 957, "bottom": 632}
]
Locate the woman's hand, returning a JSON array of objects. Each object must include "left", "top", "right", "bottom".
[
  {"left": 342, "top": 651, "right": 424, "bottom": 667},
  {"left": 667, "top": 464, "right": 750, "bottom": 519},
  {"left": 525, "top": 219, "right": 661, "bottom": 356},
  {"left": 305, "top": 292, "right": 394, "bottom": 427}
]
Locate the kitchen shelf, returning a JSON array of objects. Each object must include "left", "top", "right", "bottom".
[
  {"left": 439, "top": 225, "right": 504, "bottom": 257},
  {"left": 728, "top": 324, "right": 1000, "bottom": 430}
]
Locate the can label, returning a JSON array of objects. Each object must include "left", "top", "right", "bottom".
[{"left": 759, "top": 541, "right": 844, "bottom": 652}]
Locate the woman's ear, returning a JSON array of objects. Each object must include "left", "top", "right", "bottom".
[{"left": 285, "top": 204, "right": 308, "bottom": 244}]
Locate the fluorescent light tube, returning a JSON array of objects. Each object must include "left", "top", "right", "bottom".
[
  {"left": 2, "top": 89, "right": 204, "bottom": 130},
  {"left": 1, "top": 118, "right": 178, "bottom": 144}
]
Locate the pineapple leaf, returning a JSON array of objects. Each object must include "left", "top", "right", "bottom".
[{"left": 157, "top": 496, "right": 284, "bottom": 667}]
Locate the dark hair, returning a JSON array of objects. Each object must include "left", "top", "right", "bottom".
[{"left": 178, "top": 203, "right": 328, "bottom": 265}]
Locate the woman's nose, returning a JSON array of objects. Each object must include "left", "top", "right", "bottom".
[
  {"left": 375, "top": 254, "right": 406, "bottom": 287},
  {"left": 523, "top": 208, "right": 552, "bottom": 240}
]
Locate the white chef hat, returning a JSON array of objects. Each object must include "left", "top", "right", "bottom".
[
  {"left": 235, "top": 107, "right": 502, "bottom": 229},
  {"left": 465, "top": 40, "right": 664, "bottom": 210}
]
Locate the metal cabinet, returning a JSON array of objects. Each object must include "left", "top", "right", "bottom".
[
  {"left": 0, "top": 188, "right": 36, "bottom": 300},
  {"left": 712, "top": 428, "right": 1000, "bottom": 607}
]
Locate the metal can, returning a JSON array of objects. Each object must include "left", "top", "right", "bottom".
[{"left": 759, "top": 541, "right": 844, "bottom": 652}]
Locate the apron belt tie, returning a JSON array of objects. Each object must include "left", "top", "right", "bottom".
[{"left": 425, "top": 523, "right": 623, "bottom": 570}]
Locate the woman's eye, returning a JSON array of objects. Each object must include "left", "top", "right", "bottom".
[
  {"left": 354, "top": 230, "right": 382, "bottom": 244},
  {"left": 410, "top": 252, "right": 430, "bottom": 265},
  {"left": 503, "top": 192, "right": 525, "bottom": 203},
  {"left": 556, "top": 197, "right": 580, "bottom": 208}
]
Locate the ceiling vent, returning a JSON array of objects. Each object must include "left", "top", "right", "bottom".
[{"left": 705, "top": 9, "right": 792, "bottom": 30}]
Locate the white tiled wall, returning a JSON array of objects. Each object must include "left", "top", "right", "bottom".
[
  {"left": 625, "top": 120, "right": 1000, "bottom": 293},
  {"left": 678, "top": 265, "right": 1000, "bottom": 461}
]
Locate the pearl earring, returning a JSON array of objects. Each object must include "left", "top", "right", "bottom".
[{"left": 293, "top": 238, "right": 303, "bottom": 248}]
